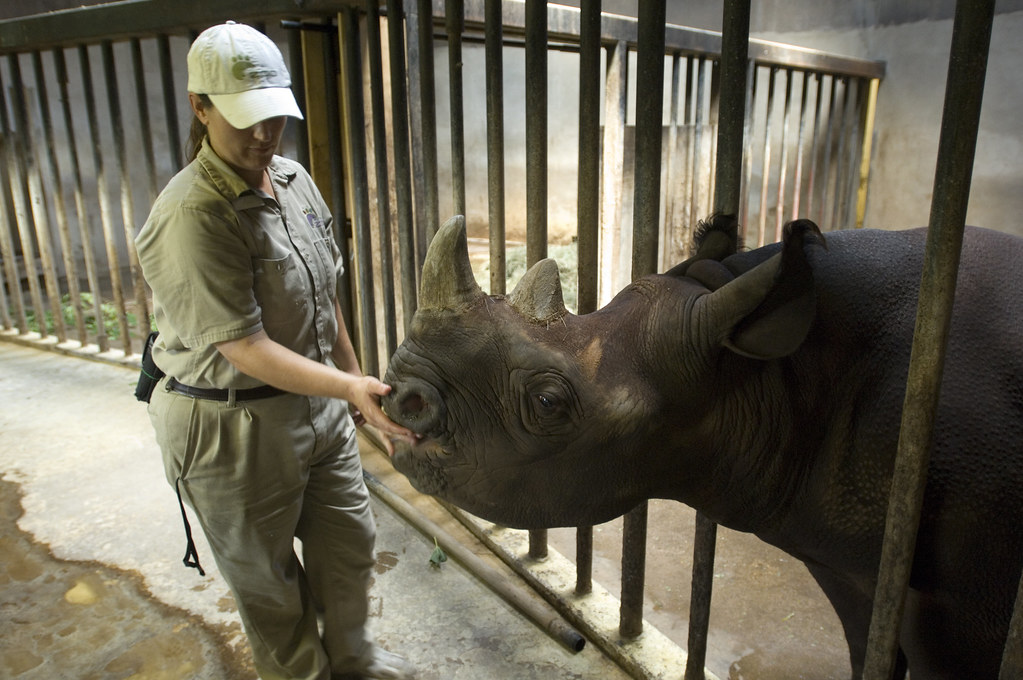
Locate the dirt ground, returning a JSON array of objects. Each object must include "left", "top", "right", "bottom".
[{"left": 0, "top": 477, "right": 255, "bottom": 680}]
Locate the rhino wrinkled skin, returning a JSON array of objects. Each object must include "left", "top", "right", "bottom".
[{"left": 382, "top": 214, "right": 1023, "bottom": 679}]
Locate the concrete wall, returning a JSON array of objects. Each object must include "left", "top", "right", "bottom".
[{"left": 752, "top": 8, "right": 1023, "bottom": 237}]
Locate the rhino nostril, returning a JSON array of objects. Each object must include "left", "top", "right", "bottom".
[
  {"left": 401, "top": 393, "right": 427, "bottom": 419},
  {"left": 386, "top": 379, "right": 445, "bottom": 434}
]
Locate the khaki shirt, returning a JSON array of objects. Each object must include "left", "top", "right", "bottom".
[{"left": 136, "top": 138, "right": 342, "bottom": 390}]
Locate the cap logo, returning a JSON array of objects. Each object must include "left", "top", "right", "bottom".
[{"left": 231, "top": 55, "right": 278, "bottom": 86}]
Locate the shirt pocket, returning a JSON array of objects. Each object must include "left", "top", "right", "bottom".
[{"left": 252, "top": 252, "right": 310, "bottom": 332}]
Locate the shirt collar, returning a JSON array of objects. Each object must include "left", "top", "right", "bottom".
[{"left": 195, "top": 137, "right": 298, "bottom": 207}]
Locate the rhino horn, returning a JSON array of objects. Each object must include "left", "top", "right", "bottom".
[
  {"left": 508, "top": 258, "right": 568, "bottom": 323},
  {"left": 419, "top": 215, "right": 486, "bottom": 311}
]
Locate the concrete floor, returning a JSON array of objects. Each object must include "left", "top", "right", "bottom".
[
  {"left": 0, "top": 338, "right": 632, "bottom": 680},
  {"left": 0, "top": 336, "right": 852, "bottom": 680}
]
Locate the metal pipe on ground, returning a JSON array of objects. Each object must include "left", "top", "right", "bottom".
[{"left": 362, "top": 471, "right": 587, "bottom": 654}]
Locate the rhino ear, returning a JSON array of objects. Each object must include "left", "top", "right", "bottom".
[
  {"left": 419, "top": 215, "right": 486, "bottom": 311},
  {"left": 702, "top": 219, "right": 823, "bottom": 360},
  {"left": 509, "top": 259, "right": 568, "bottom": 323}
]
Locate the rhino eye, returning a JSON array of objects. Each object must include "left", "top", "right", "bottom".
[
  {"left": 518, "top": 371, "right": 579, "bottom": 437},
  {"left": 535, "top": 393, "right": 558, "bottom": 411}
]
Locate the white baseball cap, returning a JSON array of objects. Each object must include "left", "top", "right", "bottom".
[{"left": 187, "top": 21, "right": 304, "bottom": 130}]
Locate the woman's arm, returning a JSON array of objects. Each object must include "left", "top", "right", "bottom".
[{"left": 215, "top": 311, "right": 415, "bottom": 455}]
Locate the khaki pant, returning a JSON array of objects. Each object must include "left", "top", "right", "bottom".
[{"left": 149, "top": 382, "right": 377, "bottom": 680}]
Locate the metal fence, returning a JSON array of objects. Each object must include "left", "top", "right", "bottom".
[{"left": 0, "top": 0, "right": 891, "bottom": 677}]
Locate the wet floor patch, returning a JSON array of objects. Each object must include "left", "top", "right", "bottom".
[{"left": 0, "top": 477, "right": 255, "bottom": 680}]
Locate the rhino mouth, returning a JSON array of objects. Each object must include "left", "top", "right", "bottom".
[{"left": 391, "top": 436, "right": 461, "bottom": 496}]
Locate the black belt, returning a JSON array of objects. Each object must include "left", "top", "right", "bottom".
[{"left": 167, "top": 377, "right": 286, "bottom": 402}]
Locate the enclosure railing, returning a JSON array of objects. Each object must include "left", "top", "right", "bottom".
[{"left": 0, "top": 1, "right": 889, "bottom": 677}]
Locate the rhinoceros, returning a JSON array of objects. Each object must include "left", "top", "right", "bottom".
[{"left": 381, "top": 214, "right": 1023, "bottom": 679}]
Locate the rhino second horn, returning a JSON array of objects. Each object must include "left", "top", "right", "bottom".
[
  {"left": 419, "top": 215, "right": 485, "bottom": 311},
  {"left": 509, "top": 258, "right": 568, "bottom": 323}
]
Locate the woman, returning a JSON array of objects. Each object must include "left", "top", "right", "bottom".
[{"left": 136, "top": 21, "right": 417, "bottom": 680}]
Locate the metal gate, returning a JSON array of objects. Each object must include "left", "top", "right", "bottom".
[{"left": 1, "top": 0, "right": 1016, "bottom": 677}]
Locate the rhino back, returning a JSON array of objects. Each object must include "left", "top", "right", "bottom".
[{"left": 740, "top": 226, "right": 1023, "bottom": 598}]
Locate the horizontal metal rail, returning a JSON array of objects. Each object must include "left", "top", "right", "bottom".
[{"left": 0, "top": 0, "right": 885, "bottom": 80}]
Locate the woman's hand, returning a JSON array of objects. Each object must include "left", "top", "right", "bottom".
[{"left": 345, "top": 375, "right": 417, "bottom": 456}]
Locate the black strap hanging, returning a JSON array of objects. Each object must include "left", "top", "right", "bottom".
[{"left": 175, "top": 479, "right": 206, "bottom": 576}]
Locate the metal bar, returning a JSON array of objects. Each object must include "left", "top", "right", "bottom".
[
  {"left": 0, "top": 173, "right": 19, "bottom": 331},
  {"left": 630, "top": 0, "right": 664, "bottom": 280},
  {"left": 300, "top": 28, "right": 334, "bottom": 221},
  {"left": 685, "top": 2, "right": 749, "bottom": 673},
  {"left": 524, "top": 0, "right": 548, "bottom": 562},
  {"left": 385, "top": 0, "right": 418, "bottom": 330},
  {"left": 757, "top": 67, "right": 776, "bottom": 247},
  {"left": 55, "top": 46, "right": 107, "bottom": 351},
  {"left": 706, "top": 59, "right": 719, "bottom": 216},
  {"left": 339, "top": 8, "right": 380, "bottom": 376},
  {"left": 575, "top": 0, "right": 599, "bottom": 315},
  {"left": 130, "top": 38, "right": 160, "bottom": 332},
  {"left": 32, "top": 50, "right": 86, "bottom": 344},
  {"left": 82, "top": 45, "right": 129, "bottom": 350},
  {"left": 575, "top": 526, "right": 593, "bottom": 595},
  {"left": 775, "top": 68, "right": 793, "bottom": 241},
  {"left": 829, "top": 77, "right": 851, "bottom": 229},
  {"left": 661, "top": 52, "right": 681, "bottom": 267},
  {"left": 862, "top": 0, "right": 995, "bottom": 677},
  {"left": 528, "top": 529, "right": 548, "bottom": 560},
  {"left": 805, "top": 73, "right": 824, "bottom": 220},
  {"left": 524, "top": 0, "right": 547, "bottom": 267},
  {"left": 18, "top": 52, "right": 69, "bottom": 340},
  {"left": 685, "top": 512, "right": 718, "bottom": 680},
  {"left": 817, "top": 75, "right": 837, "bottom": 225},
  {"left": 6, "top": 53, "right": 55, "bottom": 341},
  {"left": 790, "top": 71, "right": 810, "bottom": 220},
  {"left": 102, "top": 40, "right": 144, "bottom": 355},
  {"left": 413, "top": 0, "right": 440, "bottom": 244},
  {"left": 405, "top": 0, "right": 427, "bottom": 256},
  {"left": 0, "top": 63, "right": 28, "bottom": 333},
  {"left": 713, "top": 0, "right": 750, "bottom": 220},
  {"left": 321, "top": 19, "right": 356, "bottom": 337},
  {"left": 622, "top": 1, "right": 665, "bottom": 629},
  {"left": 855, "top": 77, "right": 880, "bottom": 229},
  {"left": 446, "top": 0, "right": 466, "bottom": 216},
  {"left": 619, "top": 501, "right": 647, "bottom": 638},
  {"left": 838, "top": 78, "right": 863, "bottom": 228},
  {"left": 598, "top": 39, "right": 626, "bottom": 306},
  {"left": 484, "top": 0, "right": 506, "bottom": 296},
  {"left": 131, "top": 39, "right": 159, "bottom": 203},
  {"left": 364, "top": 0, "right": 398, "bottom": 360},
  {"left": 156, "top": 35, "right": 182, "bottom": 171},
  {"left": 683, "top": 56, "right": 697, "bottom": 249},
  {"left": 689, "top": 57, "right": 706, "bottom": 246},
  {"left": 739, "top": 59, "right": 756, "bottom": 238},
  {"left": 0, "top": 241, "right": 9, "bottom": 329},
  {"left": 285, "top": 25, "right": 311, "bottom": 170}
]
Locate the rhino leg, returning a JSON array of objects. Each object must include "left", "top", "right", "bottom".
[{"left": 803, "top": 562, "right": 907, "bottom": 680}]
